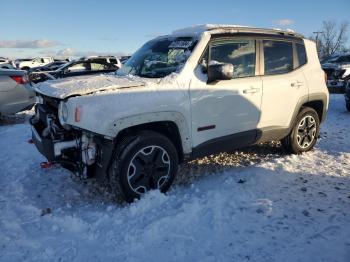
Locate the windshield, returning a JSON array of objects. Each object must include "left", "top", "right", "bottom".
[{"left": 116, "top": 36, "right": 197, "bottom": 78}]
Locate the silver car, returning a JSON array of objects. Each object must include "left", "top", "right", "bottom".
[{"left": 0, "top": 69, "right": 35, "bottom": 116}]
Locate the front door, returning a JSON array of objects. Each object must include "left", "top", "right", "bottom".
[{"left": 190, "top": 37, "right": 263, "bottom": 149}]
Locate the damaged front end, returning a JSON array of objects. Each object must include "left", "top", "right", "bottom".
[{"left": 30, "top": 95, "right": 113, "bottom": 180}]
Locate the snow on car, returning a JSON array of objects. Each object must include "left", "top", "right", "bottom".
[{"left": 0, "top": 95, "right": 349, "bottom": 261}]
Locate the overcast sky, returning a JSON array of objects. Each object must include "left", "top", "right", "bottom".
[{"left": 1, "top": 0, "right": 350, "bottom": 59}]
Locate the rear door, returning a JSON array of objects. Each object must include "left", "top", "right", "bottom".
[{"left": 258, "top": 39, "right": 308, "bottom": 130}]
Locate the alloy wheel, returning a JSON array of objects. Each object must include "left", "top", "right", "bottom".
[
  {"left": 127, "top": 146, "right": 171, "bottom": 194},
  {"left": 296, "top": 115, "right": 317, "bottom": 149}
]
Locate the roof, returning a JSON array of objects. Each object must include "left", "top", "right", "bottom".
[
  {"left": 172, "top": 24, "right": 304, "bottom": 38},
  {"left": 81, "top": 55, "right": 117, "bottom": 59}
]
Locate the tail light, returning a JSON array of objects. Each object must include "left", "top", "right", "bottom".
[
  {"left": 10, "top": 75, "right": 29, "bottom": 85},
  {"left": 324, "top": 71, "right": 327, "bottom": 84}
]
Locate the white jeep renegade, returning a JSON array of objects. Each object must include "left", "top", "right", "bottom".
[{"left": 31, "top": 25, "right": 329, "bottom": 202}]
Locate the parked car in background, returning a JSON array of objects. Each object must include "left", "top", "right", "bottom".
[
  {"left": 29, "top": 60, "right": 69, "bottom": 73},
  {"left": 322, "top": 54, "right": 350, "bottom": 93},
  {"left": 16, "top": 57, "right": 54, "bottom": 70},
  {"left": 0, "top": 69, "right": 34, "bottom": 116},
  {"left": 30, "top": 25, "right": 329, "bottom": 202},
  {"left": 29, "top": 56, "right": 121, "bottom": 83},
  {"left": 0, "top": 63, "right": 15, "bottom": 70},
  {"left": 0, "top": 57, "right": 10, "bottom": 65},
  {"left": 0, "top": 57, "right": 15, "bottom": 69}
]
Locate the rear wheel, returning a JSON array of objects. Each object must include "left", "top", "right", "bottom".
[
  {"left": 282, "top": 107, "right": 320, "bottom": 154},
  {"left": 109, "top": 131, "right": 179, "bottom": 202}
]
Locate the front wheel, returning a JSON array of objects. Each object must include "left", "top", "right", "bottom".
[
  {"left": 282, "top": 107, "right": 320, "bottom": 154},
  {"left": 109, "top": 131, "right": 179, "bottom": 202}
]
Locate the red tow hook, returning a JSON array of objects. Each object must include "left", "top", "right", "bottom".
[
  {"left": 27, "top": 139, "right": 34, "bottom": 144},
  {"left": 40, "top": 162, "right": 54, "bottom": 169}
]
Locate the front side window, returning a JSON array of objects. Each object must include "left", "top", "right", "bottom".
[
  {"left": 264, "top": 40, "right": 293, "bottom": 75},
  {"left": 210, "top": 40, "right": 256, "bottom": 78},
  {"left": 116, "top": 37, "right": 197, "bottom": 78}
]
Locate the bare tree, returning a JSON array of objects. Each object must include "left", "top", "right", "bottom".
[{"left": 312, "top": 20, "right": 349, "bottom": 58}]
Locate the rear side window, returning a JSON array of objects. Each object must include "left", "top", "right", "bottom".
[
  {"left": 296, "top": 43, "right": 307, "bottom": 67},
  {"left": 264, "top": 40, "right": 293, "bottom": 75},
  {"left": 210, "top": 40, "right": 256, "bottom": 78}
]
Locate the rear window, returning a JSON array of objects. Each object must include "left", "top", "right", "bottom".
[
  {"left": 296, "top": 43, "right": 307, "bottom": 67},
  {"left": 264, "top": 40, "right": 293, "bottom": 75},
  {"left": 109, "top": 58, "right": 118, "bottom": 64}
]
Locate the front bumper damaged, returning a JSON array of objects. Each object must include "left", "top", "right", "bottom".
[{"left": 30, "top": 103, "right": 97, "bottom": 177}]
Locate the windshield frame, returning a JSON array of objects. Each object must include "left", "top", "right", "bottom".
[{"left": 116, "top": 36, "right": 198, "bottom": 79}]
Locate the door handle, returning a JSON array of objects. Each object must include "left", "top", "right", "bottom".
[
  {"left": 291, "top": 81, "right": 303, "bottom": 88},
  {"left": 243, "top": 87, "right": 260, "bottom": 94}
]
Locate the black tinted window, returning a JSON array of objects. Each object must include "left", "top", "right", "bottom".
[
  {"left": 264, "top": 40, "right": 293, "bottom": 75},
  {"left": 210, "top": 40, "right": 256, "bottom": 78},
  {"left": 336, "top": 55, "right": 350, "bottom": 63},
  {"left": 109, "top": 58, "right": 118, "bottom": 64},
  {"left": 296, "top": 43, "right": 307, "bottom": 66}
]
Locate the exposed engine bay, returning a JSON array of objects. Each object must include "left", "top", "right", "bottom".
[{"left": 30, "top": 95, "right": 98, "bottom": 178}]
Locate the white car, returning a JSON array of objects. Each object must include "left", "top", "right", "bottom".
[
  {"left": 30, "top": 24, "right": 329, "bottom": 202},
  {"left": 16, "top": 57, "right": 54, "bottom": 70}
]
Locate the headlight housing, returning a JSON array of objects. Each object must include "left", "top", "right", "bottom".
[{"left": 58, "top": 101, "right": 69, "bottom": 125}]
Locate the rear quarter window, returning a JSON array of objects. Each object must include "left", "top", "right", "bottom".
[
  {"left": 296, "top": 43, "right": 307, "bottom": 67},
  {"left": 263, "top": 40, "right": 293, "bottom": 75}
]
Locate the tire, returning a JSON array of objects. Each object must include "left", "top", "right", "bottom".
[
  {"left": 109, "top": 131, "right": 179, "bottom": 203},
  {"left": 282, "top": 107, "right": 320, "bottom": 154},
  {"left": 346, "top": 101, "right": 350, "bottom": 112}
]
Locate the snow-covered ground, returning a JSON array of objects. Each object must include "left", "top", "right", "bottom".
[{"left": 0, "top": 95, "right": 349, "bottom": 262}]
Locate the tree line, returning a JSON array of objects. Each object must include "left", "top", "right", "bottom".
[{"left": 310, "top": 20, "right": 349, "bottom": 60}]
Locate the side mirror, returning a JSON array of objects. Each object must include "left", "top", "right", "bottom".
[{"left": 207, "top": 63, "right": 234, "bottom": 83}]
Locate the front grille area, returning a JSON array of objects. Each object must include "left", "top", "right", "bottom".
[{"left": 41, "top": 95, "right": 60, "bottom": 109}]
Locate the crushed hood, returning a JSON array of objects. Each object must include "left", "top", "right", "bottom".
[{"left": 34, "top": 74, "right": 146, "bottom": 99}]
